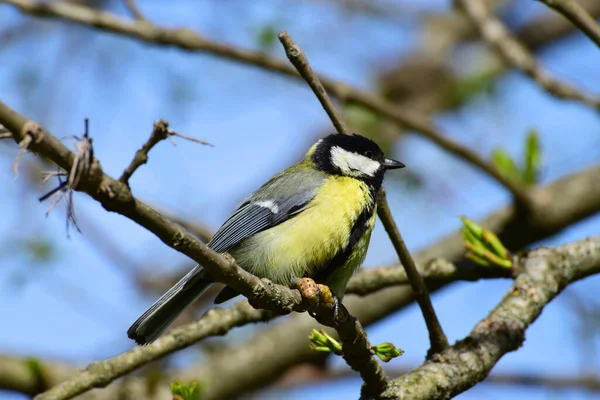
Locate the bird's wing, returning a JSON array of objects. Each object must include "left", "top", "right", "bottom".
[{"left": 207, "top": 166, "right": 324, "bottom": 253}]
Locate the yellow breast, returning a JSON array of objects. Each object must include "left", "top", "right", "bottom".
[{"left": 231, "top": 176, "right": 374, "bottom": 287}]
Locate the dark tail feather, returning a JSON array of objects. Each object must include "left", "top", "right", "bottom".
[{"left": 127, "top": 265, "right": 212, "bottom": 345}]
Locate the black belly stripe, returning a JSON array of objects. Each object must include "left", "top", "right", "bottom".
[{"left": 312, "top": 200, "right": 375, "bottom": 284}]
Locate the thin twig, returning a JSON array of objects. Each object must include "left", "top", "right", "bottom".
[
  {"left": 1, "top": 0, "right": 531, "bottom": 205},
  {"left": 277, "top": 30, "right": 390, "bottom": 395},
  {"left": 167, "top": 129, "right": 212, "bottom": 146},
  {"left": 346, "top": 259, "right": 511, "bottom": 295},
  {"left": 36, "top": 302, "right": 273, "bottom": 400},
  {"left": 377, "top": 188, "right": 449, "bottom": 355},
  {"left": 119, "top": 120, "right": 211, "bottom": 184},
  {"left": 123, "top": 0, "right": 146, "bottom": 21},
  {"left": 456, "top": 0, "right": 600, "bottom": 110},
  {"left": 278, "top": 29, "right": 448, "bottom": 356},
  {"left": 537, "top": 0, "right": 600, "bottom": 49},
  {"left": 278, "top": 32, "right": 349, "bottom": 135},
  {"left": 119, "top": 120, "right": 169, "bottom": 183}
]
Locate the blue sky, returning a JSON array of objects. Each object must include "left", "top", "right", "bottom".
[{"left": 1, "top": 1, "right": 600, "bottom": 399}]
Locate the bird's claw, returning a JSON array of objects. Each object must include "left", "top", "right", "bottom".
[{"left": 295, "top": 278, "right": 340, "bottom": 322}]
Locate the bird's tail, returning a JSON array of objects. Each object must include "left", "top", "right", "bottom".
[{"left": 127, "top": 265, "right": 212, "bottom": 345}]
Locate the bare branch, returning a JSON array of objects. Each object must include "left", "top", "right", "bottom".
[
  {"left": 167, "top": 129, "right": 212, "bottom": 146},
  {"left": 277, "top": 30, "right": 390, "bottom": 396},
  {"left": 1, "top": 0, "right": 531, "bottom": 204},
  {"left": 278, "top": 31, "right": 349, "bottom": 135},
  {"left": 278, "top": 29, "right": 448, "bottom": 359},
  {"left": 456, "top": 0, "right": 600, "bottom": 110},
  {"left": 377, "top": 188, "right": 448, "bottom": 355},
  {"left": 378, "top": 236, "right": 600, "bottom": 399},
  {"left": 35, "top": 301, "right": 272, "bottom": 400},
  {"left": 537, "top": 0, "right": 600, "bottom": 48},
  {"left": 123, "top": 0, "right": 146, "bottom": 21},
  {"left": 119, "top": 119, "right": 211, "bottom": 184}
]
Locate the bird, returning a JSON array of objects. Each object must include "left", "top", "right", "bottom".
[{"left": 128, "top": 133, "right": 405, "bottom": 345}]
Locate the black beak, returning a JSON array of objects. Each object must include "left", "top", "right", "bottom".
[{"left": 382, "top": 158, "right": 405, "bottom": 170}]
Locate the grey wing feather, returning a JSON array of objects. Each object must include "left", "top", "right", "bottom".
[{"left": 208, "top": 168, "right": 324, "bottom": 253}]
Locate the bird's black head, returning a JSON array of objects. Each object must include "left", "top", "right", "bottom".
[{"left": 311, "top": 133, "right": 405, "bottom": 189}]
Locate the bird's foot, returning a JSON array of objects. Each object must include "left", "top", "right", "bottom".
[{"left": 295, "top": 278, "right": 340, "bottom": 324}]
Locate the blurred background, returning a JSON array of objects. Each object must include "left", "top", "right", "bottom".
[{"left": 1, "top": 0, "right": 600, "bottom": 399}]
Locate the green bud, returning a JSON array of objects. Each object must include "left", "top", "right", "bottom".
[
  {"left": 460, "top": 226, "right": 478, "bottom": 245},
  {"left": 310, "top": 345, "right": 334, "bottom": 353},
  {"left": 308, "top": 329, "right": 328, "bottom": 347},
  {"left": 481, "top": 228, "right": 508, "bottom": 259},
  {"left": 524, "top": 129, "right": 541, "bottom": 185},
  {"left": 460, "top": 216, "right": 483, "bottom": 239},
  {"left": 465, "top": 252, "right": 492, "bottom": 267},
  {"left": 308, "top": 329, "right": 342, "bottom": 355},
  {"left": 482, "top": 250, "right": 513, "bottom": 269},
  {"left": 464, "top": 241, "right": 486, "bottom": 257},
  {"left": 492, "top": 148, "right": 520, "bottom": 182},
  {"left": 372, "top": 342, "right": 404, "bottom": 362},
  {"left": 170, "top": 380, "right": 202, "bottom": 400},
  {"left": 461, "top": 217, "right": 512, "bottom": 269}
]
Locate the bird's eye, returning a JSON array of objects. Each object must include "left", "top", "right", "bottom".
[{"left": 364, "top": 150, "right": 373, "bottom": 158}]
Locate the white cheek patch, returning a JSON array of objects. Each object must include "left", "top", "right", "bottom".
[
  {"left": 253, "top": 200, "right": 279, "bottom": 214},
  {"left": 330, "top": 146, "right": 380, "bottom": 177}
]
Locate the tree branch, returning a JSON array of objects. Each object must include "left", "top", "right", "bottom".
[
  {"left": 0, "top": 355, "right": 173, "bottom": 399},
  {"left": 277, "top": 30, "right": 389, "bottom": 396},
  {"left": 537, "top": 0, "right": 600, "bottom": 49},
  {"left": 0, "top": 0, "right": 532, "bottom": 205},
  {"left": 35, "top": 302, "right": 272, "bottom": 400},
  {"left": 278, "top": 28, "right": 448, "bottom": 358},
  {"left": 278, "top": 31, "right": 349, "bottom": 135},
  {"left": 456, "top": 0, "right": 600, "bottom": 110},
  {"left": 376, "top": 188, "right": 448, "bottom": 355},
  {"left": 119, "top": 119, "right": 210, "bottom": 184},
  {"left": 123, "top": 0, "right": 146, "bottom": 22},
  {"left": 379, "top": 236, "right": 600, "bottom": 399}
]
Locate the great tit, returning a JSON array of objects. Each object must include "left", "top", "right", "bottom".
[{"left": 128, "top": 133, "right": 405, "bottom": 344}]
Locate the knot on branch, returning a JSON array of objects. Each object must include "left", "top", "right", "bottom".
[{"left": 38, "top": 119, "right": 95, "bottom": 234}]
